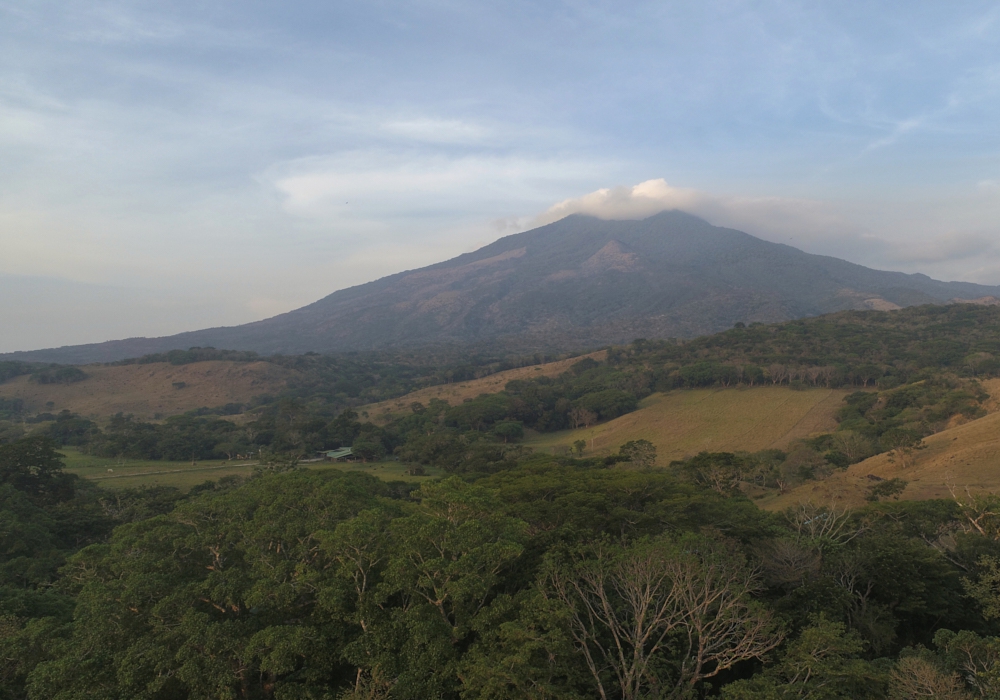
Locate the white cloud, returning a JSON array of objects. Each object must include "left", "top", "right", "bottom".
[
  {"left": 268, "top": 151, "right": 611, "bottom": 219},
  {"left": 535, "top": 178, "right": 1000, "bottom": 282},
  {"left": 536, "top": 178, "right": 864, "bottom": 244},
  {"left": 538, "top": 179, "right": 704, "bottom": 224},
  {"left": 380, "top": 118, "right": 491, "bottom": 145}
]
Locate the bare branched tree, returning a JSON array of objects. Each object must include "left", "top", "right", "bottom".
[
  {"left": 832, "top": 431, "right": 874, "bottom": 463},
  {"left": 948, "top": 486, "right": 1000, "bottom": 541},
  {"left": 570, "top": 407, "right": 598, "bottom": 430},
  {"left": 888, "top": 657, "right": 969, "bottom": 700},
  {"left": 785, "top": 503, "right": 867, "bottom": 551},
  {"left": 541, "top": 538, "right": 783, "bottom": 700},
  {"left": 767, "top": 364, "right": 788, "bottom": 385}
]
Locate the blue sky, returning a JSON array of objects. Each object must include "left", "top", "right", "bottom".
[{"left": 4, "top": 1, "right": 1000, "bottom": 351}]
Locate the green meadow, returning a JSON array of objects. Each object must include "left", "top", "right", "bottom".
[{"left": 59, "top": 447, "right": 442, "bottom": 490}]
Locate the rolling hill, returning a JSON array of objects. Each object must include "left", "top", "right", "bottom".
[
  {"left": 765, "top": 379, "right": 1000, "bottom": 509},
  {"left": 362, "top": 351, "right": 606, "bottom": 422},
  {"left": 523, "top": 387, "right": 848, "bottom": 464},
  {"left": 0, "top": 361, "right": 296, "bottom": 420},
  {"left": 7, "top": 211, "right": 1000, "bottom": 364}
]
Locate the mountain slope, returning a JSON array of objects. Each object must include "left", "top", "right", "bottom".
[{"left": 8, "top": 210, "right": 1000, "bottom": 363}]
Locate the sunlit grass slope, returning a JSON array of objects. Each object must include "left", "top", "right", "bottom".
[
  {"left": 768, "top": 380, "right": 1000, "bottom": 509},
  {"left": 526, "top": 387, "right": 848, "bottom": 465},
  {"left": 363, "top": 351, "right": 605, "bottom": 422}
]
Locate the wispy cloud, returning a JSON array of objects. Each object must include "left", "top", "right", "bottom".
[
  {"left": 267, "top": 151, "right": 612, "bottom": 220},
  {"left": 7, "top": 1, "right": 1000, "bottom": 350},
  {"left": 537, "top": 178, "right": 1000, "bottom": 281},
  {"left": 380, "top": 118, "right": 492, "bottom": 145}
]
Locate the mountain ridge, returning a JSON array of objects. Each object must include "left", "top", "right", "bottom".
[{"left": 7, "top": 210, "right": 1000, "bottom": 364}]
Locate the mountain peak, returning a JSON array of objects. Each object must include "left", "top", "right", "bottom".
[{"left": 5, "top": 214, "right": 1000, "bottom": 363}]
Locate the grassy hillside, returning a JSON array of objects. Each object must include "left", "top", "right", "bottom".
[
  {"left": 0, "top": 360, "right": 297, "bottom": 419},
  {"left": 525, "top": 386, "right": 848, "bottom": 464},
  {"left": 764, "top": 378, "right": 1000, "bottom": 508},
  {"left": 363, "top": 351, "right": 605, "bottom": 422}
]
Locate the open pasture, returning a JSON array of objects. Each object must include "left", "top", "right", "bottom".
[
  {"left": 525, "top": 386, "right": 849, "bottom": 465},
  {"left": 0, "top": 360, "right": 295, "bottom": 420}
]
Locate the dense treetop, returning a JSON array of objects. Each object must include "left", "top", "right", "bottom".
[{"left": 2, "top": 439, "right": 1000, "bottom": 698}]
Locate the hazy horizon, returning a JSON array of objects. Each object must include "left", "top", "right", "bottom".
[{"left": 6, "top": 2, "right": 1000, "bottom": 352}]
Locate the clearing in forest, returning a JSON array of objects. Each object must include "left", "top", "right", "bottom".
[
  {"left": 59, "top": 446, "right": 441, "bottom": 490},
  {"left": 0, "top": 361, "right": 296, "bottom": 420},
  {"left": 363, "top": 351, "right": 606, "bottom": 422},
  {"left": 526, "top": 386, "right": 848, "bottom": 465}
]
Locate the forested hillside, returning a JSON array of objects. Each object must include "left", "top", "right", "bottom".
[
  {"left": 6, "top": 304, "right": 1000, "bottom": 697},
  {"left": 5, "top": 303, "right": 1000, "bottom": 492}
]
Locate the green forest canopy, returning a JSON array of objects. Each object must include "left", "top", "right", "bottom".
[
  {"left": 2, "top": 438, "right": 1000, "bottom": 698},
  {"left": 6, "top": 304, "right": 1000, "bottom": 697}
]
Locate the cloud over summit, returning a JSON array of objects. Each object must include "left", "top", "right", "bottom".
[
  {"left": 539, "top": 180, "right": 703, "bottom": 223},
  {"left": 538, "top": 179, "right": 1000, "bottom": 283},
  {"left": 538, "top": 179, "right": 859, "bottom": 245}
]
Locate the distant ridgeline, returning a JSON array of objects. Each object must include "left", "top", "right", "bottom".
[
  {"left": 112, "top": 346, "right": 262, "bottom": 366},
  {"left": 634, "top": 302, "right": 1000, "bottom": 388},
  {"left": 9, "top": 211, "right": 1000, "bottom": 364},
  {"left": 107, "top": 344, "right": 578, "bottom": 407},
  {"left": 4, "top": 303, "right": 999, "bottom": 492}
]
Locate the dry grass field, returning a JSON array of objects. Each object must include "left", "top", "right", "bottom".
[
  {"left": 0, "top": 361, "right": 296, "bottom": 420},
  {"left": 60, "top": 447, "right": 441, "bottom": 490},
  {"left": 764, "top": 379, "right": 1000, "bottom": 509},
  {"left": 526, "top": 386, "right": 849, "bottom": 465},
  {"left": 362, "top": 351, "right": 606, "bottom": 422}
]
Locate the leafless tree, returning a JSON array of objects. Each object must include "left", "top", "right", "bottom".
[
  {"left": 541, "top": 538, "right": 783, "bottom": 700},
  {"left": 889, "top": 657, "right": 970, "bottom": 699},
  {"left": 819, "top": 365, "right": 836, "bottom": 387},
  {"left": 785, "top": 503, "right": 866, "bottom": 550},
  {"left": 767, "top": 364, "right": 788, "bottom": 385},
  {"left": 695, "top": 461, "right": 744, "bottom": 496},
  {"left": 570, "top": 407, "right": 598, "bottom": 429},
  {"left": 804, "top": 366, "right": 822, "bottom": 386},
  {"left": 832, "top": 432, "right": 874, "bottom": 463},
  {"left": 948, "top": 486, "right": 1000, "bottom": 541},
  {"left": 756, "top": 539, "right": 822, "bottom": 589}
]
